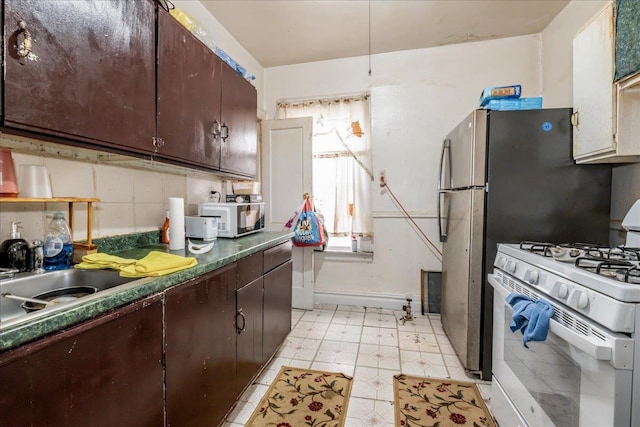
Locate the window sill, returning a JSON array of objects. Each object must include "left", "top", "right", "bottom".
[{"left": 316, "top": 248, "right": 374, "bottom": 263}]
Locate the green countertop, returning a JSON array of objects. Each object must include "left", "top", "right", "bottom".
[{"left": 0, "top": 231, "right": 293, "bottom": 352}]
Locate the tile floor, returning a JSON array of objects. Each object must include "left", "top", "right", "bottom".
[{"left": 224, "top": 304, "right": 492, "bottom": 426}]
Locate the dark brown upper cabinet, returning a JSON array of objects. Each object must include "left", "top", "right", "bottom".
[
  {"left": 157, "top": 9, "right": 222, "bottom": 170},
  {"left": 3, "top": 1, "right": 257, "bottom": 177},
  {"left": 3, "top": 0, "right": 156, "bottom": 154},
  {"left": 220, "top": 63, "right": 258, "bottom": 177},
  {"left": 158, "top": 10, "right": 257, "bottom": 176}
]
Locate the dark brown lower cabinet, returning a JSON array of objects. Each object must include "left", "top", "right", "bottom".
[
  {"left": 0, "top": 242, "right": 293, "bottom": 427},
  {"left": 263, "top": 260, "right": 293, "bottom": 362},
  {"left": 0, "top": 295, "right": 164, "bottom": 427},
  {"left": 235, "top": 242, "right": 292, "bottom": 398},
  {"left": 165, "top": 264, "right": 237, "bottom": 427},
  {"left": 236, "top": 276, "right": 264, "bottom": 396}
]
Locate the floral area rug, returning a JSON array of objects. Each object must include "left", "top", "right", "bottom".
[
  {"left": 393, "top": 374, "right": 495, "bottom": 427},
  {"left": 246, "top": 366, "right": 353, "bottom": 427}
]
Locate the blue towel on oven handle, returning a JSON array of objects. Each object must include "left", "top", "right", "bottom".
[{"left": 506, "top": 293, "right": 554, "bottom": 348}]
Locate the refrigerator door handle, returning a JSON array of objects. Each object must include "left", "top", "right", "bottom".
[
  {"left": 437, "top": 138, "right": 452, "bottom": 192},
  {"left": 438, "top": 190, "right": 449, "bottom": 242},
  {"left": 438, "top": 138, "right": 452, "bottom": 242}
]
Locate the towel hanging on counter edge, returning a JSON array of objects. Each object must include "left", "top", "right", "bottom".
[{"left": 506, "top": 293, "right": 554, "bottom": 348}]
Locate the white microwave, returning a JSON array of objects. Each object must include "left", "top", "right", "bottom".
[{"left": 198, "top": 202, "right": 265, "bottom": 238}]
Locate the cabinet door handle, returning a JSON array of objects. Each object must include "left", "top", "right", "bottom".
[
  {"left": 221, "top": 123, "right": 229, "bottom": 142},
  {"left": 212, "top": 120, "right": 221, "bottom": 139},
  {"left": 236, "top": 308, "right": 246, "bottom": 334},
  {"left": 16, "top": 20, "right": 33, "bottom": 65},
  {"left": 571, "top": 111, "right": 579, "bottom": 127}
]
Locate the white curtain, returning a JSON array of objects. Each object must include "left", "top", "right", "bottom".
[{"left": 276, "top": 95, "right": 372, "bottom": 236}]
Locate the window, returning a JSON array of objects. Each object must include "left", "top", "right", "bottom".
[{"left": 276, "top": 94, "right": 373, "bottom": 251}]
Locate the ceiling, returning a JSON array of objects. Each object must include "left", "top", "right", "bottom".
[{"left": 201, "top": 0, "right": 570, "bottom": 68}]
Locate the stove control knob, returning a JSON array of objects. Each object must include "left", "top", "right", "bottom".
[
  {"left": 568, "top": 290, "right": 589, "bottom": 310},
  {"left": 528, "top": 270, "right": 539, "bottom": 285},
  {"left": 506, "top": 260, "right": 516, "bottom": 274},
  {"left": 556, "top": 282, "right": 569, "bottom": 299},
  {"left": 576, "top": 292, "right": 589, "bottom": 309},
  {"left": 496, "top": 256, "right": 506, "bottom": 268}
]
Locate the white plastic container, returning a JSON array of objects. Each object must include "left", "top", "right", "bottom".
[
  {"left": 18, "top": 164, "right": 53, "bottom": 198},
  {"left": 232, "top": 181, "right": 261, "bottom": 195}
]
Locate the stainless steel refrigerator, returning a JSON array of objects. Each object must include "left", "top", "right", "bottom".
[{"left": 437, "top": 108, "right": 611, "bottom": 380}]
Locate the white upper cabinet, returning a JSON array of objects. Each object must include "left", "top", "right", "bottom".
[
  {"left": 572, "top": 2, "right": 640, "bottom": 164},
  {"left": 573, "top": 2, "right": 616, "bottom": 162}
]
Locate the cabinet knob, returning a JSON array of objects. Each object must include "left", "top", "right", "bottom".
[{"left": 16, "top": 20, "right": 33, "bottom": 65}]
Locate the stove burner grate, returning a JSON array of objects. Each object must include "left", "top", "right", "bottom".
[
  {"left": 519, "top": 241, "right": 554, "bottom": 255},
  {"left": 519, "top": 241, "right": 640, "bottom": 262},
  {"left": 616, "top": 267, "right": 640, "bottom": 284},
  {"left": 617, "top": 246, "right": 640, "bottom": 261},
  {"left": 574, "top": 257, "right": 640, "bottom": 284}
]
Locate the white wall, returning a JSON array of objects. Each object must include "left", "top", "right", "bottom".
[{"left": 265, "top": 35, "right": 542, "bottom": 302}]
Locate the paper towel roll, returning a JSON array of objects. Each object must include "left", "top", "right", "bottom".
[{"left": 168, "top": 197, "right": 185, "bottom": 250}]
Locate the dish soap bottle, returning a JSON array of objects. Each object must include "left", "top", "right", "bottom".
[
  {"left": 44, "top": 211, "right": 73, "bottom": 270},
  {"left": 0, "top": 221, "right": 29, "bottom": 272},
  {"left": 161, "top": 210, "right": 170, "bottom": 244}
]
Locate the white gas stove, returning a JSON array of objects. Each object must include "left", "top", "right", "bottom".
[
  {"left": 489, "top": 200, "right": 640, "bottom": 427},
  {"left": 494, "top": 242, "right": 639, "bottom": 332}
]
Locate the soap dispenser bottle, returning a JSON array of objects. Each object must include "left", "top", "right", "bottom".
[
  {"left": 44, "top": 211, "right": 73, "bottom": 270},
  {"left": 0, "top": 221, "right": 30, "bottom": 272}
]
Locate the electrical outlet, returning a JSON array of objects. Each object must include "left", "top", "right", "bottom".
[{"left": 379, "top": 170, "right": 386, "bottom": 187}]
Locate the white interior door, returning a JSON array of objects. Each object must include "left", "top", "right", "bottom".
[{"left": 261, "top": 117, "right": 314, "bottom": 310}]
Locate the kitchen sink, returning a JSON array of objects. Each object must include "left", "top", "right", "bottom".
[{"left": 0, "top": 269, "right": 144, "bottom": 328}]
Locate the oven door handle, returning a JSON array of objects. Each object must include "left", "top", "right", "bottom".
[
  {"left": 547, "top": 320, "right": 612, "bottom": 361},
  {"left": 489, "top": 274, "right": 613, "bottom": 361}
]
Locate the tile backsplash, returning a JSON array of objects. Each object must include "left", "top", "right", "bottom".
[{"left": 0, "top": 133, "right": 224, "bottom": 245}]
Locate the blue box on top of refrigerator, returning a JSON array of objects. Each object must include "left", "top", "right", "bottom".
[{"left": 437, "top": 108, "right": 611, "bottom": 381}]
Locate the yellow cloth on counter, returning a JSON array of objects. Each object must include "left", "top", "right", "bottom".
[
  {"left": 74, "top": 253, "right": 138, "bottom": 270},
  {"left": 119, "top": 251, "right": 197, "bottom": 277}
]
